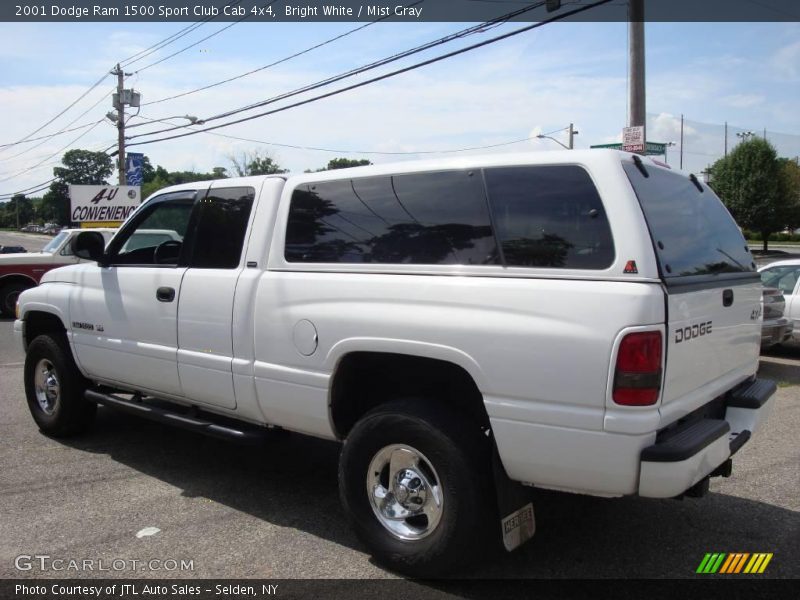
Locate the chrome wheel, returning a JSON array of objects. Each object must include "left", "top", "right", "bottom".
[
  {"left": 367, "top": 444, "right": 444, "bottom": 540},
  {"left": 33, "top": 358, "right": 60, "bottom": 415}
]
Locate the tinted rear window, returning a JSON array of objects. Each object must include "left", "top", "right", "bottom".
[
  {"left": 285, "top": 171, "right": 497, "bottom": 265},
  {"left": 623, "top": 164, "right": 755, "bottom": 278},
  {"left": 484, "top": 166, "right": 614, "bottom": 269}
]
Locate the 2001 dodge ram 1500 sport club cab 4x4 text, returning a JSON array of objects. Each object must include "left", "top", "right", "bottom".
[{"left": 14, "top": 150, "right": 775, "bottom": 575}]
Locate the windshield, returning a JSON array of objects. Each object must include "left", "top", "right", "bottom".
[
  {"left": 623, "top": 163, "right": 755, "bottom": 279},
  {"left": 42, "top": 231, "right": 69, "bottom": 253}
]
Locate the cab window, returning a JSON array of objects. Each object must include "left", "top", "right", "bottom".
[{"left": 107, "top": 191, "right": 196, "bottom": 266}]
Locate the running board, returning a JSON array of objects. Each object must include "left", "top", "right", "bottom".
[{"left": 85, "top": 389, "right": 271, "bottom": 445}]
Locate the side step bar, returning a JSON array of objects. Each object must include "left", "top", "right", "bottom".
[{"left": 85, "top": 389, "right": 271, "bottom": 445}]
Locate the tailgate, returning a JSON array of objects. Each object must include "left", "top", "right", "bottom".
[
  {"left": 622, "top": 160, "right": 762, "bottom": 423},
  {"left": 663, "top": 279, "right": 761, "bottom": 414}
]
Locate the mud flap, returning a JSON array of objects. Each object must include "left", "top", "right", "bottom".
[{"left": 492, "top": 448, "right": 535, "bottom": 551}]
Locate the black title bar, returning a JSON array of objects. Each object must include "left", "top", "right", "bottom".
[{"left": 3, "top": 0, "right": 799, "bottom": 22}]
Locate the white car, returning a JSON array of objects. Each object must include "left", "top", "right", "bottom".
[{"left": 759, "top": 259, "right": 800, "bottom": 342}]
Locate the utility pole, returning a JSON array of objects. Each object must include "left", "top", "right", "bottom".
[
  {"left": 112, "top": 64, "right": 126, "bottom": 186},
  {"left": 679, "top": 114, "right": 684, "bottom": 170},
  {"left": 111, "top": 64, "right": 140, "bottom": 186},
  {"left": 724, "top": 121, "right": 728, "bottom": 157},
  {"left": 628, "top": 0, "right": 646, "bottom": 152},
  {"left": 568, "top": 123, "right": 576, "bottom": 149}
]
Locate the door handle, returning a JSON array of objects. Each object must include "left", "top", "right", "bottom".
[
  {"left": 722, "top": 289, "right": 734, "bottom": 307},
  {"left": 156, "top": 287, "right": 175, "bottom": 302}
]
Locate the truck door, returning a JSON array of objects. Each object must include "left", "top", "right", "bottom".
[
  {"left": 176, "top": 185, "right": 257, "bottom": 410},
  {"left": 70, "top": 189, "right": 201, "bottom": 396}
]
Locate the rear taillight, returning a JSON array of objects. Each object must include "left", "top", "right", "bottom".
[{"left": 613, "top": 331, "right": 662, "bottom": 406}]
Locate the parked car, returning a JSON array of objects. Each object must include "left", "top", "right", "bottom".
[
  {"left": 0, "top": 228, "right": 180, "bottom": 316},
  {"left": 760, "top": 287, "right": 793, "bottom": 348},
  {"left": 15, "top": 152, "right": 775, "bottom": 575},
  {"left": 759, "top": 260, "right": 800, "bottom": 343},
  {"left": 0, "top": 245, "right": 27, "bottom": 254}
]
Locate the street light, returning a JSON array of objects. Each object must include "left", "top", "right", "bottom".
[
  {"left": 536, "top": 123, "right": 579, "bottom": 149},
  {"left": 126, "top": 115, "right": 204, "bottom": 129},
  {"left": 736, "top": 131, "right": 756, "bottom": 141}
]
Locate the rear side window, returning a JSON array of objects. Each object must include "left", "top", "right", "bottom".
[
  {"left": 285, "top": 171, "right": 497, "bottom": 265},
  {"left": 188, "top": 187, "right": 255, "bottom": 269},
  {"left": 484, "top": 165, "right": 615, "bottom": 269},
  {"left": 623, "top": 164, "right": 755, "bottom": 278}
]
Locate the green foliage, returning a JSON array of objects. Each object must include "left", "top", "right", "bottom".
[
  {"left": 141, "top": 166, "right": 229, "bottom": 199},
  {"left": 778, "top": 158, "right": 800, "bottom": 230},
  {"left": 0, "top": 194, "right": 34, "bottom": 227},
  {"left": 228, "top": 150, "right": 286, "bottom": 177},
  {"left": 309, "top": 158, "right": 373, "bottom": 172},
  {"left": 37, "top": 149, "right": 115, "bottom": 225},
  {"left": 710, "top": 139, "right": 794, "bottom": 252},
  {"left": 323, "top": 158, "right": 372, "bottom": 171}
]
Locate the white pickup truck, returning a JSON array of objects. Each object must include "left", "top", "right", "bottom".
[{"left": 14, "top": 151, "right": 775, "bottom": 575}]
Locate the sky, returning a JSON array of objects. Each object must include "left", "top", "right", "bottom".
[{"left": 0, "top": 16, "right": 799, "bottom": 197}]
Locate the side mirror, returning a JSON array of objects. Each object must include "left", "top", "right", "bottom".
[{"left": 71, "top": 231, "right": 107, "bottom": 265}]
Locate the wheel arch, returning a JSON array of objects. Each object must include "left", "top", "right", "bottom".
[
  {"left": 0, "top": 273, "right": 38, "bottom": 289},
  {"left": 22, "top": 309, "right": 68, "bottom": 350},
  {"left": 328, "top": 343, "right": 491, "bottom": 440}
]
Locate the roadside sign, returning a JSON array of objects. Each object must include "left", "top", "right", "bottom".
[
  {"left": 591, "top": 141, "right": 668, "bottom": 156},
  {"left": 126, "top": 153, "right": 145, "bottom": 186},
  {"left": 622, "top": 126, "right": 645, "bottom": 153},
  {"left": 69, "top": 185, "right": 141, "bottom": 224}
]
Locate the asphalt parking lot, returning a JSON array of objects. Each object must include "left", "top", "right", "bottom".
[
  {"left": 0, "top": 315, "right": 798, "bottom": 581},
  {"left": 1, "top": 231, "right": 798, "bottom": 581}
]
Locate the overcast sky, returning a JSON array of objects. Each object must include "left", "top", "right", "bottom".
[{"left": 1, "top": 18, "right": 799, "bottom": 196}]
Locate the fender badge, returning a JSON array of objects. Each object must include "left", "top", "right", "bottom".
[{"left": 624, "top": 260, "right": 638, "bottom": 274}]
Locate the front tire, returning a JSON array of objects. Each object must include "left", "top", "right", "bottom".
[
  {"left": 339, "top": 399, "right": 496, "bottom": 576},
  {"left": 24, "top": 334, "right": 96, "bottom": 437}
]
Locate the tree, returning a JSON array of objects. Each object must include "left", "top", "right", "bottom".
[
  {"left": 309, "top": 158, "right": 373, "bottom": 172},
  {"left": 43, "top": 149, "right": 114, "bottom": 225},
  {"left": 0, "top": 194, "right": 33, "bottom": 228},
  {"left": 141, "top": 165, "right": 228, "bottom": 199},
  {"left": 710, "top": 138, "right": 788, "bottom": 252},
  {"left": 778, "top": 157, "right": 800, "bottom": 232},
  {"left": 324, "top": 158, "right": 372, "bottom": 171},
  {"left": 228, "top": 150, "right": 286, "bottom": 176}
]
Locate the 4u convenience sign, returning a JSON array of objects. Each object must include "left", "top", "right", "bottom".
[{"left": 69, "top": 185, "right": 141, "bottom": 224}]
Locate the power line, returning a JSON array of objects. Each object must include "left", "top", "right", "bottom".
[
  {"left": 2, "top": 90, "right": 115, "bottom": 160},
  {"left": 130, "top": 1, "right": 543, "bottom": 139},
  {"left": 0, "top": 120, "right": 102, "bottom": 149},
  {"left": 0, "top": 73, "right": 109, "bottom": 157},
  {"left": 121, "top": 23, "right": 207, "bottom": 67},
  {"left": 120, "top": 1, "right": 244, "bottom": 67},
  {"left": 135, "top": 114, "right": 538, "bottom": 155},
  {"left": 0, "top": 119, "right": 107, "bottom": 184},
  {"left": 132, "top": 1, "right": 274, "bottom": 75},
  {"left": 129, "top": 0, "right": 612, "bottom": 149},
  {"left": 143, "top": 4, "right": 415, "bottom": 106},
  {"left": 0, "top": 179, "right": 56, "bottom": 200},
  {"left": 0, "top": 3, "right": 241, "bottom": 154}
]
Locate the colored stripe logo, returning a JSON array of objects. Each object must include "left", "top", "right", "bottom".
[{"left": 696, "top": 553, "right": 773, "bottom": 574}]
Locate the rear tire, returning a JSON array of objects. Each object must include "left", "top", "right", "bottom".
[
  {"left": 0, "top": 281, "right": 30, "bottom": 317},
  {"left": 339, "top": 398, "right": 496, "bottom": 577},
  {"left": 24, "top": 334, "right": 96, "bottom": 437}
]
